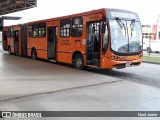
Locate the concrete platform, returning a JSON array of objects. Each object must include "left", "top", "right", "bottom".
[
  {"left": 0, "top": 50, "right": 160, "bottom": 120},
  {"left": 0, "top": 53, "right": 119, "bottom": 101}
]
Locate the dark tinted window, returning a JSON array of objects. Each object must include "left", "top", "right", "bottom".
[
  {"left": 60, "top": 19, "right": 71, "bottom": 37},
  {"left": 3, "top": 31, "right": 7, "bottom": 41},
  {"left": 29, "top": 23, "right": 46, "bottom": 38},
  {"left": 38, "top": 23, "right": 46, "bottom": 37},
  {"left": 71, "top": 17, "right": 83, "bottom": 37},
  {"left": 29, "top": 25, "right": 32, "bottom": 38},
  {"left": 8, "top": 27, "right": 13, "bottom": 38},
  {"left": 32, "top": 24, "right": 38, "bottom": 38}
]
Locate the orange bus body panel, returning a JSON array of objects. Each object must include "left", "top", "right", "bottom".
[{"left": 3, "top": 25, "right": 22, "bottom": 55}]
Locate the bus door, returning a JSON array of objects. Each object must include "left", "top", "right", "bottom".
[
  {"left": 2, "top": 31, "right": 8, "bottom": 51},
  {"left": 14, "top": 30, "right": 19, "bottom": 54},
  {"left": 86, "top": 22, "right": 100, "bottom": 66},
  {"left": 47, "top": 27, "right": 57, "bottom": 59}
]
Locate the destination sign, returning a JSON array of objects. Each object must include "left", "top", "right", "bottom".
[
  {"left": 107, "top": 9, "right": 140, "bottom": 21},
  {"left": 110, "top": 12, "right": 137, "bottom": 19}
]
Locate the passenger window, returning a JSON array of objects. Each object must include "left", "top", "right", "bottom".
[
  {"left": 38, "top": 23, "right": 46, "bottom": 38},
  {"left": 102, "top": 25, "right": 108, "bottom": 55},
  {"left": 71, "top": 17, "right": 83, "bottom": 37},
  {"left": 3, "top": 31, "right": 7, "bottom": 41},
  {"left": 8, "top": 27, "right": 13, "bottom": 38},
  {"left": 29, "top": 25, "right": 32, "bottom": 38},
  {"left": 32, "top": 24, "right": 38, "bottom": 38},
  {"left": 60, "top": 19, "right": 71, "bottom": 37}
]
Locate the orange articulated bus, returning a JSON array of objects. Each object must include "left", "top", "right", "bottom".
[{"left": 2, "top": 8, "right": 143, "bottom": 69}]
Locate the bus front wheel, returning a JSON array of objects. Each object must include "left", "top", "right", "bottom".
[
  {"left": 74, "top": 54, "right": 84, "bottom": 70},
  {"left": 31, "top": 49, "right": 37, "bottom": 60}
]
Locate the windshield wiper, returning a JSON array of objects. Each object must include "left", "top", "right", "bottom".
[
  {"left": 115, "top": 17, "right": 123, "bottom": 29},
  {"left": 115, "top": 17, "right": 127, "bottom": 37},
  {"left": 130, "top": 19, "right": 135, "bottom": 38}
]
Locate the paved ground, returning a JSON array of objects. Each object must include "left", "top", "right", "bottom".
[
  {"left": 86, "top": 62, "right": 160, "bottom": 88},
  {"left": 0, "top": 46, "right": 160, "bottom": 120},
  {"left": 0, "top": 52, "right": 120, "bottom": 100}
]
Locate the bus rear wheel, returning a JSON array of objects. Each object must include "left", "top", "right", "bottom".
[
  {"left": 74, "top": 54, "right": 84, "bottom": 70},
  {"left": 31, "top": 49, "right": 37, "bottom": 60}
]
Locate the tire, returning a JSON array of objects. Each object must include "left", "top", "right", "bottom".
[
  {"left": 147, "top": 47, "right": 152, "bottom": 53},
  {"left": 74, "top": 54, "right": 84, "bottom": 70},
  {"left": 31, "top": 49, "right": 37, "bottom": 60},
  {"left": 8, "top": 46, "right": 12, "bottom": 55}
]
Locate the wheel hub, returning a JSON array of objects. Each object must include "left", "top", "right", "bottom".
[{"left": 76, "top": 58, "right": 82, "bottom": 68}]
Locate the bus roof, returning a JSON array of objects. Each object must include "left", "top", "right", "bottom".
[
  {"left": 106, "top": 9, "right": 140, "bottom": 21},
  {"left": 4, "top": 8, "right": 139, "bottom": 24},
  {"left": 28, "top": 8, "right": 139, "bottom": 24},
  {"left": 28, "top": 8, "right": 107, "bottom": 24}
]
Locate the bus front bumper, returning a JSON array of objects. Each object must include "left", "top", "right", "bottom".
[{"left": 101, "top": 57, "right": 142, "bottom": 69}]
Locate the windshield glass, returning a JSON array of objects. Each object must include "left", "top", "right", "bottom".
[{"left": 109, "top": 19, "right": 142, "bottom": 54}]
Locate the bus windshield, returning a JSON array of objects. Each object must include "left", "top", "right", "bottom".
[{"left": 109, "top": 19, "right": 142, "bottom": 54}]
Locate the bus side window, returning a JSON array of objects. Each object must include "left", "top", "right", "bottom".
[
  {"left": 8, "top": 27, "right": 13, "bottom": 38},
  {"left": 32, "top": 24, "right": 38, "bottom": 38},
  {"left": 71, "top": 17, "right": 83, "bottom": 37},
  {"left": 38, "top": 23, "right": 46, "bottom": 38},
  {"left": 102, "top": 25, "right": 108, "bottom": 55},
  {"left": 29, "top": 25, "right": 32, "bottom": 38},
  {"left": 60, "top": 19, "right": 71, "bottom": 37}
]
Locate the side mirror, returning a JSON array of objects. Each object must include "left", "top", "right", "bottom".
[
  {"left": 92, "top": 26, "right": 95, "bottom": 34},
  {"left": 0, "top": 18, "right": 4, "bottom": 31},
  {"left": 102, "top": 16, "right": 106, "bottom": 22},
  {"left": 102, "top": 23, "right": 106, "bottom": 33}
]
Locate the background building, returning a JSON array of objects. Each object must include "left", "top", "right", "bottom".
[
  {"left": 142, "top": 24, "right": 157, "bottom": 41},
  {"left": 142, "top": 24, "right": 158, "bottom": 50}
]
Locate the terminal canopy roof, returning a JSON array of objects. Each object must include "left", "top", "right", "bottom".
[{"left": 0, "top": 0, "right": 37, "bottom": 15}]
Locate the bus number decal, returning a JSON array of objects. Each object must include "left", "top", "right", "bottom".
[
  {"left": 110, "top": 56, "right": 128, "bottom": 61},
  {"left": 89, "top": 16, "right": 100, "bottom": 21},
  {"left": 61, "top": 40, "right": 70, "bottom": 45}
]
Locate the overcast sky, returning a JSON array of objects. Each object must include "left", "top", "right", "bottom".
[{"left": 4, "top": 0, "right": 160, "bottom": 25}]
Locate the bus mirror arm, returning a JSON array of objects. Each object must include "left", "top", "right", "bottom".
[
  {"left": 102, "top": 23, "right": 106, "bottom": 33},
  {"left": 102, "top": 16, "right": 106, "bottom": 22},
  {"left": 102, "top": 16, "right": 106, "bottom": 33}
]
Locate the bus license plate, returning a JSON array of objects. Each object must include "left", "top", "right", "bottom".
[{"left": 126, "top": 61, "right": 132, "bottom": 67}]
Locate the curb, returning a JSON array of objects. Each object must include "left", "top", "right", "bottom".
[{"left": 142, "top": 61, "right": 160, "bottom": 65}]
